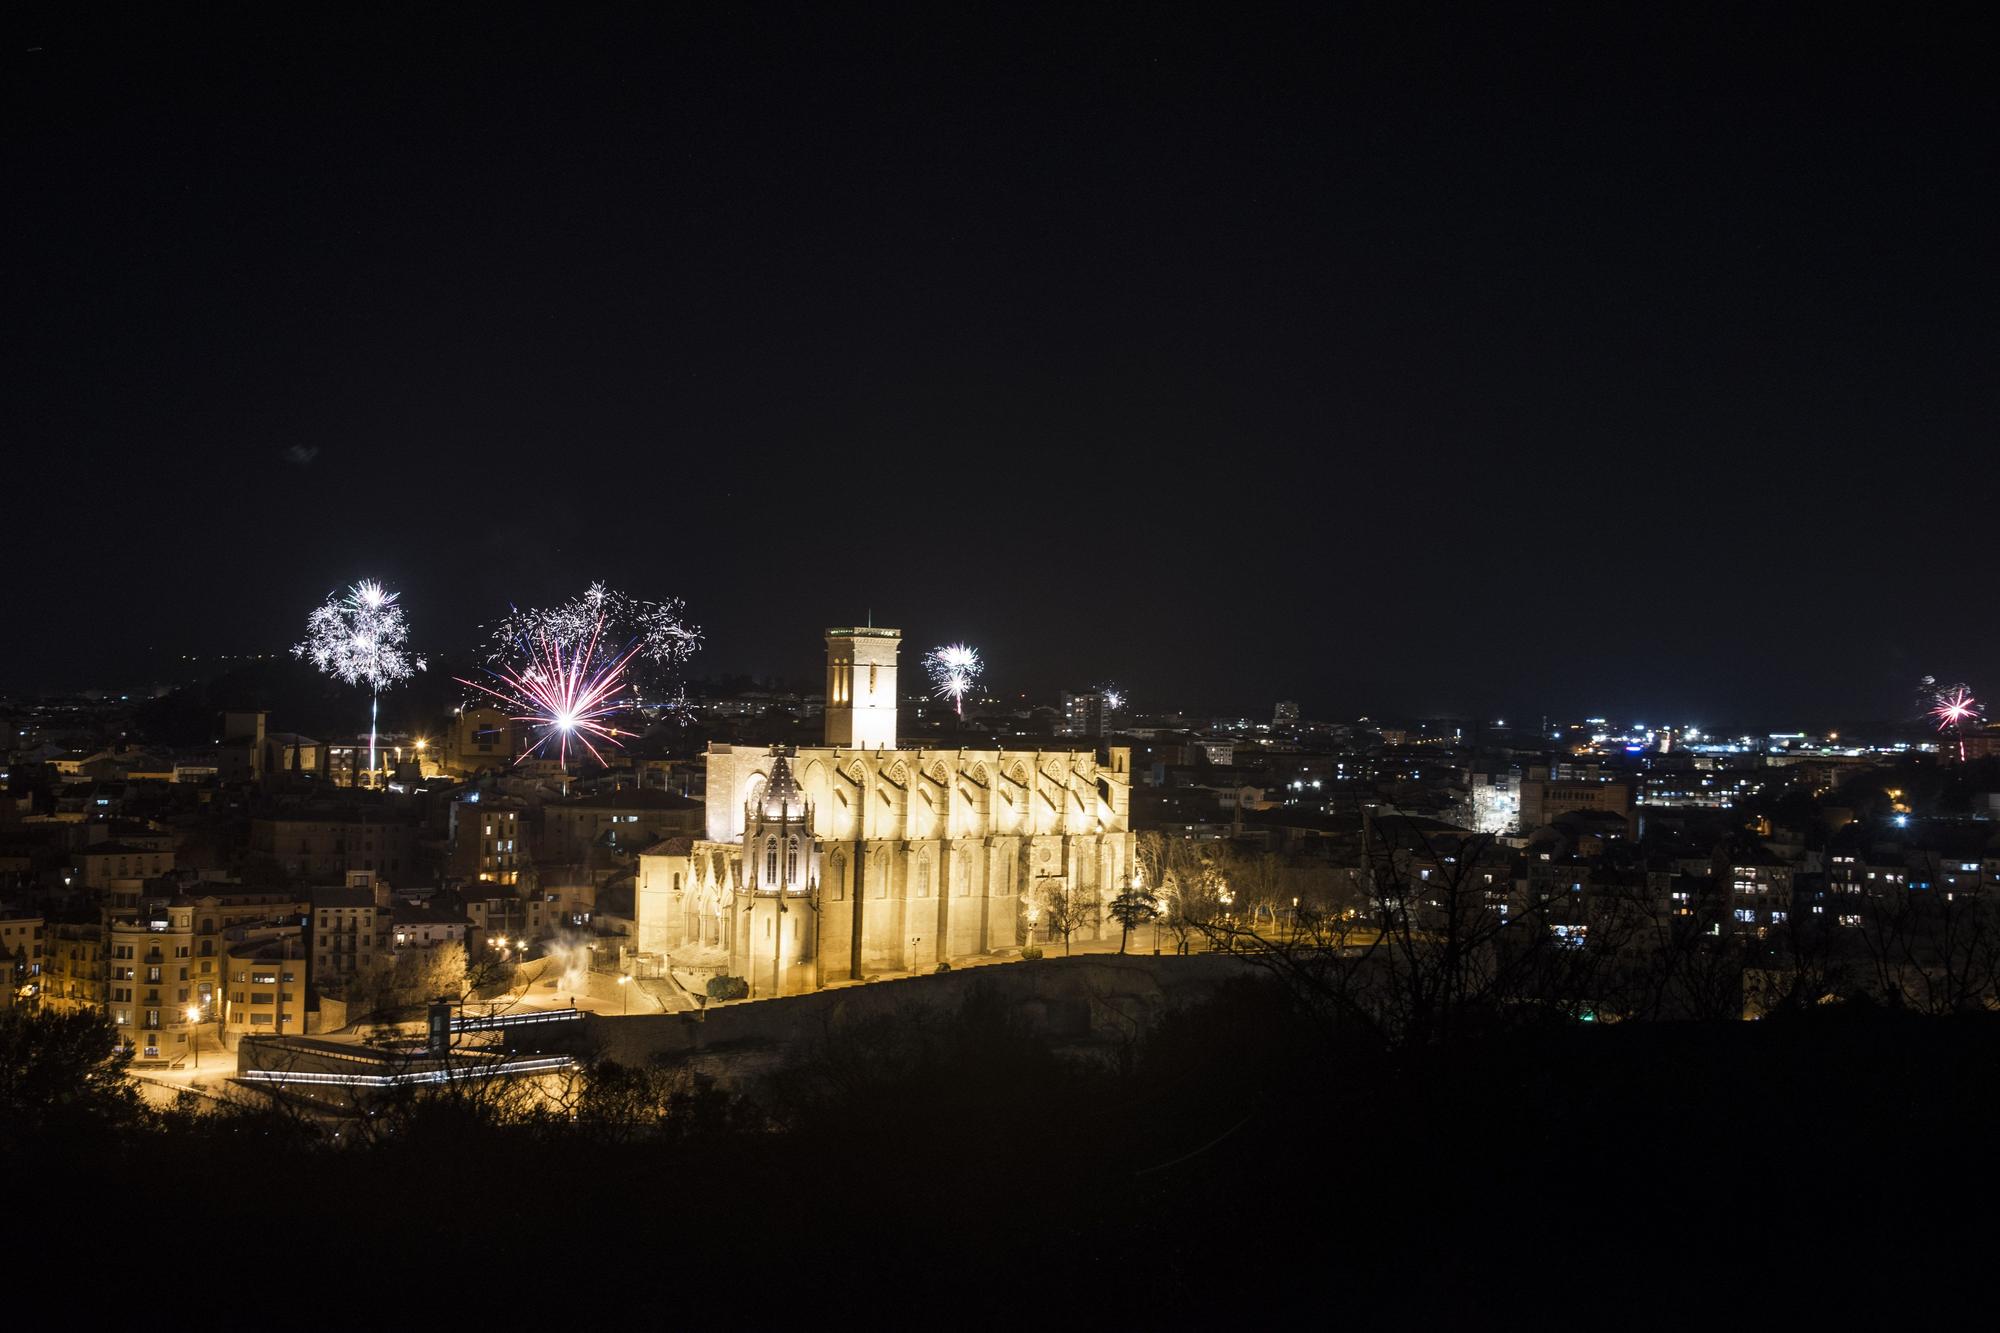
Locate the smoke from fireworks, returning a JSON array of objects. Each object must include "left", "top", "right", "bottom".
[
  {"left": 1927, "top": 681, "right": 1983, "bottom": 762},
  {"left": 457, "top": 614, "right": 641, "bottom": 772},
  {"left": 924, "top": 643, "right": 982, "bottom": 717},
  {"left": 483, "top": 582, "right": 699, "bottom": 705},
  {"left": 293, "top": 579, "right": 423, "bottom": 781}
]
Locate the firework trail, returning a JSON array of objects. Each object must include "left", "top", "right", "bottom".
[{"left": 294, "top": 579, "right": 423, "bottom": 782}]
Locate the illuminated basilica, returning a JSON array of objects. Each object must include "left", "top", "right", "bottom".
[{"left": 635, "top": 627, "right": 1136, "bottom": 994}]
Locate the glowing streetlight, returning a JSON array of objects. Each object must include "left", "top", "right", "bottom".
[
  {"left": 184, "top": 1006, "right": 202, "bottom": 1071},
  {"left": 617, "top": 973, "right": 631, "bottom": 1014}
]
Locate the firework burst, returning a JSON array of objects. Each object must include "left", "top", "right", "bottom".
[
  {"left": 294, "top": 579, "right": 423, "bottom": 783},
  {"left": 483, "top": 581, "right": 699, "bottom": 706},
  {"left": 924, "top": 642, "right": 983, "bottom": 717},
  {"left": 1096, "top": 682, "right": 1128, "bottom": 713},
  {"left": 295, "top": 580, "right": 421, "bottom": 689},
  {"left": 1927, "top": 681, "right": 1984, "bottom": 762},
  {"left": 457, "top": 615, "right": 642, "bottom": 773}
]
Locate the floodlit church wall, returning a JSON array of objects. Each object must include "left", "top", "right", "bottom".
[
  {"left": 633, "top": 850, "right": 690, "bottom": 957},
  {"left": 640, "top": 742, "right": 1134, "bottom": 989}
]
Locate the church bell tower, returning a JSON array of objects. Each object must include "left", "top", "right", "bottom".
[{"left": 824, "top": 625, "right": 901, "bottom": 749}]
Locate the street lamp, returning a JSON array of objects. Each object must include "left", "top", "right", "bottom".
[
  {"left": 184, "top": 1006, "right": 201, "bottom": 1071},
  {"left": 617, "top": 974, "right": 631, "bottom": 1014}
]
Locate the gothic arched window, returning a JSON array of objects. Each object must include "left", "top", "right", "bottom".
[
  {"left": 785, "top": 836, "right": 800, "bottom": 887},
  {"left": 765, "top": 837, "right": 778, "bottom": 886}
]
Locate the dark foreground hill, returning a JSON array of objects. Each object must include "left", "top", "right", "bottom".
[{"left": 8, "top": 986, "right": 1994, "bottom": 1325}]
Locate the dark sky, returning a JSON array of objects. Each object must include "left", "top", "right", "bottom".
[{"left": 8, "top": 4, "right": 1996, "bottom": 723}]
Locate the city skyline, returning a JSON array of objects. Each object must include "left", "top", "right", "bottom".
[{"left": 3, "top": 591, "right": 1983, "bottom": 736}]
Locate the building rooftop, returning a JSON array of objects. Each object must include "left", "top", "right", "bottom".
[
  {"left": 75, "top": 841, "right": 166, "bottom": 857},
  {"left": 309, "top": 886, "right": 382, "bottom": 910},
  {"left": 551, "top": 788, "right": 700, "bottom": 811},
  {"left": 254, "top": 807, "right": 419, "bottom": 825},
  {"left": 393, "top": 900, "right": 469, "bottom": 926}
]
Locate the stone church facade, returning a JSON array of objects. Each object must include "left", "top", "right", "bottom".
[{"left": 636, "top": 626, "right": 1136, "bottom": 995}]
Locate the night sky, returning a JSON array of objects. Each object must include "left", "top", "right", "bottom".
[{"left": 9, "top": 5, "right": 1996, "bottom": 722}]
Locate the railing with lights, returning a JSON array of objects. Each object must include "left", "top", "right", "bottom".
[
  {"left": 451, "top": 1008, "right": 583, "bottom": 1031},
  {"left": 239, "top": 1055, "right": 574, "bottom": 1088}
]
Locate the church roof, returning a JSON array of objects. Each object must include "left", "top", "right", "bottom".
[{"left": 761, "top": 753, "right": 806, "bottom": 820}]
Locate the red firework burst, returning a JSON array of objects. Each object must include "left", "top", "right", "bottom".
[
  {"left": 1928, "top": 684, "right": 1983, "bottom": 763},
  {"left": 456, "top": 616, "right": 642, "bottom": 771}
]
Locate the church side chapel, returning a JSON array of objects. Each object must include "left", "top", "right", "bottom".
[{"left": 636, "top": 626, "right": 1136, "bottom": 994}]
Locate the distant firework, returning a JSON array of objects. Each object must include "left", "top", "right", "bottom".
[
  {"left": 294, "top": 579, "right": 423, "bottom": 782},
  {"left": 924, "top": 643, "right": 982, "bottom": 717},
  {"left": 457, "top": 615, "right": 641, "bottom": 772},
  {"left": 484, "top": 582, "right": 698, "bottom": 704},
  {"left": 1097, "top": 682, "right": 1127, "bottom": 713},
  {"left": 1927, "top": 682, "right": 1983, "bottom": 762}
]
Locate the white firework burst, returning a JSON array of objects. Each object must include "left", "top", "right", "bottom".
[
  {"left": 293, "top": 579, "right": 423, "bottom": 783},
  {"left": 294, "top": 580, "right": 421, "bottom": 691},
  {"left": 484, "top": 581, "right": 700, "bottom": 704},
  {"left": 924, "top": 642, "right": 982, "bottom": 717}
]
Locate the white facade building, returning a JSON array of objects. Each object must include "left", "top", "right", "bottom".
[{"left": 637, "top": 626, "right": 1135, "bottom": 994}]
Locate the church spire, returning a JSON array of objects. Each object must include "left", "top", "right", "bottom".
[{"left": 761, "top": 748, "right": 804, "bottom": 821}]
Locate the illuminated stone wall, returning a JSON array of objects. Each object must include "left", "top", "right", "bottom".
[
  {"left": 633, "top": 624, "right": 1137, "bottom": 994},
  {"left": 638, "top": 743, "right": 1136, "bottom": 992}
]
